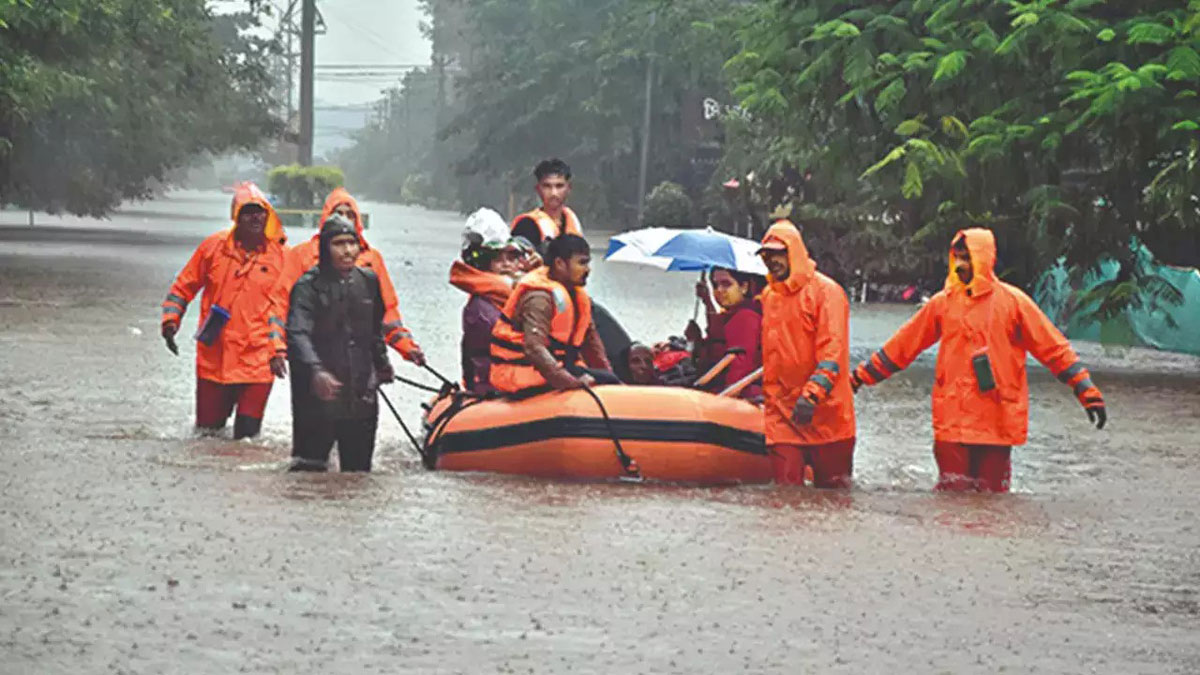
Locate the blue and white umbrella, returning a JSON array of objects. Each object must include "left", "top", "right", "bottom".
[{"left": 604, "top": 227, "right": 768, "bottom": 275}]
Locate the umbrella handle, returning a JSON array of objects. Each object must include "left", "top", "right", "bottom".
[{"left": 692, "top": 270, "right": 704, "bottom": 322}]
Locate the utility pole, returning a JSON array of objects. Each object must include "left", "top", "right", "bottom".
[
  {"left": 299, "top": 0, "right": 316, "bottom": 166},
  {"left": 284, "top": 0, "right": 297, "bottom": 124},
  {"left": 635, "top": 11, "right": 657, "bottom": 224}
]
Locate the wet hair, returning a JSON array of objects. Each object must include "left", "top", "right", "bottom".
[
  {"left": 545, "top": 233, "right": 590, "bottom": 268},
  {"left": 534, "top": 158, "right": 572, "bottom": 182},
  {"left": 708, "top": 266, "right": 766, "bottom": 296}
]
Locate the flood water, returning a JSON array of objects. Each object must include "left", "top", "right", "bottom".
[{"left": 1, "top": 191, "right": 1198, "bottom": 673}]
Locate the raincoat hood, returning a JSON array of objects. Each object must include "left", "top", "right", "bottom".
[
  {"left": 762, "top": 220, "right": 817, "bottom": 295},
  {"left": 318, "top": 214, "right": 358, "bottom": 272},
  {"left": 318, "top": 187, "right": 368, "bottom": 248},
  {"left": 945, "top": 228, "right": 997, "bottom": 297},
  {"left": 229, "top": 182, "right": 285, "bottom": 245},
  {"left": 450, "top": 259, "right": 514, "bottom": 308}
]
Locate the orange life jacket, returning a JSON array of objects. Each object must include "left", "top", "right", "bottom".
[
  {"left": 489, "top": 267, "right": 593, "bottom": 393},
  {"left": 510, "top": 207, "right": 583, "bottom": 240}
]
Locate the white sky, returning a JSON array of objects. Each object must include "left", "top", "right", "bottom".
[{"left": 214, "top": 0, "right": 432, "bottom": 105}]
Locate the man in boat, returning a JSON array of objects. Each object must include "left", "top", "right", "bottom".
[
  {"left": 160, "top": 182, "right": 290, "bottom": 439},
  {"left": 757, "top": 219, "right": 856, "bottom": 488},
  {"left": 490, "top": 233, "right": 618, "bottom": 394},
  {"left": 285, "top": 215, "right": 393, "bottom": 472},
  {"left": 510, "top": 158, "right": 582, "bottom": 255},
  {"left": 268, "top": 187, "right": 426, "bottom": 368},
  {"left": 451, "top": 208, "right": 522, "bottom": 394},
  {"left": 851, "top": 228, "right": 1107, "bottom": 492}
]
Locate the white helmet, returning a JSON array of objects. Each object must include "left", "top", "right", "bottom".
[{"left": 462, "top": 208, "right": 510, "bottom": 250}]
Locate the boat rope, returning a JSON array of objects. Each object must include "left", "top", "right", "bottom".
[
  {"left": 580, "top": 384, "right": 642, "bottom": 482},
  {"left": 378, "top": 388, "right": 427, "bottom": 465}
]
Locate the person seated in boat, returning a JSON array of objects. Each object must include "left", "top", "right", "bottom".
[
  {"left": 684, "top": 267, "right": 766, "bottom": 399},
  {"left": 511, "top": 235, "right": 542, "bottom": 273},
  {"left": 450, "top": 208, "right": 522, "bottom": 394},
  {"left": 490, "top": 234, "right": 619, "bottom": 393},
  {"left": 614, "top": 342, "right": 662, "bottom": 385}
]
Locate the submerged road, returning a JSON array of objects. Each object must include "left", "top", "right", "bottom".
[{"left": 1, "top": 190, "right": 1198, "bottom": 673}]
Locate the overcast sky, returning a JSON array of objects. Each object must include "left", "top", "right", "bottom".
[{"left": 216, "top": 0, "right": 432, "bottom": 105}]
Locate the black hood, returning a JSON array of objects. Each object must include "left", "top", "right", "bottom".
[{"left": 319, "top": 214, "right": 358, "bottom": 271}]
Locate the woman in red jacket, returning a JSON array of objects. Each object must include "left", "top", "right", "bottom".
[{"left": 686, "top": 267, "right": 765, "bottom": 400}]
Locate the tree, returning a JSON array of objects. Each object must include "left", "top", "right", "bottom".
[
  {"left": 0, "top": 0, "right": 280, "bottom": 216},
  {"left": 336, "top": 0, "right": 743, "bottom": 223},
  {"left": 724, "top": 1, "right": 1200, "bottom": 301}
]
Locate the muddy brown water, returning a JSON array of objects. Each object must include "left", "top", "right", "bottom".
[{"left": 1, "top": 191, "right": 1198, "bottom": 673}]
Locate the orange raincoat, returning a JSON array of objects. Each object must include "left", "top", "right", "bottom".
[
  {"left": 853, "top": 228, "right": 1105, "bottom": 446},
  {"left": 269, "top": 188, "right": 419, "bottom": 359},
  {"left": 161, "top": 183, "right": 289, "bottom": 384},
  {"left": 760, "top": 221, "right": 856, "bottom": 446}
]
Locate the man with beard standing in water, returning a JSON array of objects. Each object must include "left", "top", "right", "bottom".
[
  {"left": 285, "top": 215, "right": 393, "bottom": 472},
  {"left": 160, "top": 182, "right": 290, "bottom": 439},
  {"left": 851, "top": 228, "right": 1108, "bottom": 492},
  {"left": 757, "top": 219, "right": 857, "bottom": 488}
]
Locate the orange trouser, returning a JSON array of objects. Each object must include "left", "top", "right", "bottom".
[
  {"left": 933, "top": 441, "right": 1012, "bottom": 493},
  {"left": 768, "top": 438, "right": 855, "bottom": 489}
]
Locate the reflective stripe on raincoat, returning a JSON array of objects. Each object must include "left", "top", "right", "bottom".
[
  {"left": 161, "top": 182, "right": 289, "bottom": 384},
  {"left": 853, "top": 228, "right": 1105, "bottom": 446},
  {"left": 268, "top": 187, "right": 419, "bottom": 359},
  {"left": 760, "top": 221, "right": 856, "bottom": 446}
]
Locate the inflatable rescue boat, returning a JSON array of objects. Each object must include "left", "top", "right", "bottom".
[{"left": 420, "top": 385, "right": 770, "bottom": 484}]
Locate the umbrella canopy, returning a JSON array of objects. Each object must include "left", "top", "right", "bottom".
[{"left": 604, "top": 227, "right": 768, "bottom": 275}]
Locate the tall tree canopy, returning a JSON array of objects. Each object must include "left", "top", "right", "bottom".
[
  {"left": 341, "top": 0, "right": 741, "bottom": 223},
  {"left": 724, "top": 0, "right": 1200, "bottom": 298},
  {"left": 0, "top": 0, "right": 280, "bottom": 216}
]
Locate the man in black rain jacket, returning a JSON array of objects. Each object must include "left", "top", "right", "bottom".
[{"left": 286, "top": 214, "right": 394, "bottom": 471}]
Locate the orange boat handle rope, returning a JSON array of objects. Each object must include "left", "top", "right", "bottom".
[{"left": 719, "top": 366, "right": 763, "bottom": 398}]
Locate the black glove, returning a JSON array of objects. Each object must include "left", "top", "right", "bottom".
[
  {"left": 1086, "top": 404, "right": 1107, "bottom": 430},
  {"left": 850, "top": 370, "right": 863, "bottom": 393},
  {"left": 161, "top": 322, "right": 179, "bottom": 356},
  {"left": 791, "top": 395, "right": 817, "bottom": 427}
]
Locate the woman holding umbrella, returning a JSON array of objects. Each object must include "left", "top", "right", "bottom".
[
  {"left": 686, "top": 268, "right": 765, "bottom": 400},
  {"left": 605, "top": 226, "right": 770, "bottom": 398}
]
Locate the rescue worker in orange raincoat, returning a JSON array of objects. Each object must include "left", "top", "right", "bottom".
[
  {"left": 490, "top": 234, "right": 617, "bottom": 394},
  {"left": 268, "top": 187, "right": 425, "bottom": 366},
  {"left": 160, "top": 183, "right": 290, "bottom": 439},
  {"left": 851, "top": 228, "right": 1108, "bottom": 493},
  {"left": 510, "top": 158, "right": 583, "bottom": 255},
  {"left": 757, "top": 220, "right": 857, "bottom": 488}
]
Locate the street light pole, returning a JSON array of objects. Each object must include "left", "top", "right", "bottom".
[{"left": 635, "top": 11, "right": 657, "bottom": 224}]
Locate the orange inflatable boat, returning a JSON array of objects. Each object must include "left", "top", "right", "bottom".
[{"left": 420, "top": 385, "right": 770, "bottom": 484}]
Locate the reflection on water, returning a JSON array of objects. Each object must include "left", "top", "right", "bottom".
[{"left": 1, "top": 192, "right": 1198, "bottom": 672}]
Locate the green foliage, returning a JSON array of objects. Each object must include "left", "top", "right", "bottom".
[
  {"left": 642, "top": 181, "right": 694, "bottom": 229},
  {"left": 0, "top": 0, "right": 280, "bottom": 215},
  {"left": 722, "top": 0, "right": 1200, "bottom": 312},
  {"left": 267, "top": 165, "right": 344, "bottom": 209},
  {"left": 337, "top": 0, "right": 741, "bottom": 223}
]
